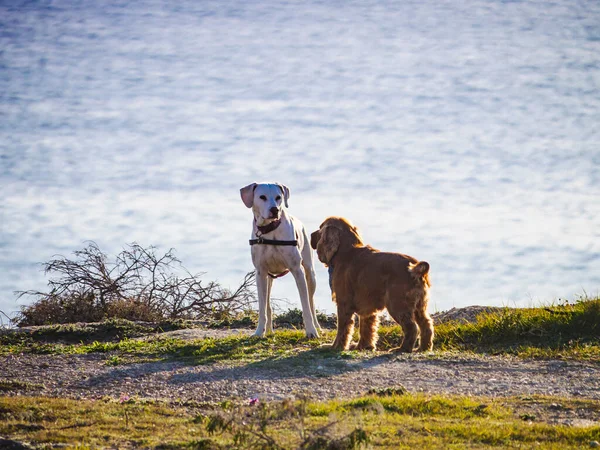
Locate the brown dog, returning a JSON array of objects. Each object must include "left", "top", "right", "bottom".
[{"left": 310, "top": 217, "right": 433, "bottom": 352}]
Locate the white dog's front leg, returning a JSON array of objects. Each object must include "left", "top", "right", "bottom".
[
  {"left": 255, "top": 271, "right": 270, "bottom": 337},
  {"left": 290, "top": 266, "right": 319, "bottom": 338}
]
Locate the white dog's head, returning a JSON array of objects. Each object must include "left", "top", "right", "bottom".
[{"left": 240, "top": 182, "right": 290, "bottom": 224}]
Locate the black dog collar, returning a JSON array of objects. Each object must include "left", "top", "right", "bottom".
[{"left": 249, "top": 237, "right": 298, "bottom": 246}]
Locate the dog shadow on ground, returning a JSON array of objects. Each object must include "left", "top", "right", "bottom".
[
  {"left": 73, "top": 346, "right": 393, "bottom": 401},
  {"left": 77, "top": 333, "right": 399, "bottom": 395},
  {"left": 167, "top": 346, "right": 392, "bottom": 384}
]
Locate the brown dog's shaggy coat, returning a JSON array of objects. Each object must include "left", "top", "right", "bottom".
[{"left": 310, "top": 217, "right": 433, "bottom": 352}]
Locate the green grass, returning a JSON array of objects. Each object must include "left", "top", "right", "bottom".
[
  {"left": 446, "top": 296, "right": 600, "bottom": 357},
  {"left": 0, "top": 394, "right": 598, "bottom": 449},
  {"left": 381, "top": 296, "right": 600, "bottom": 360},
  {"left": 0, "top": 328, "right": 336, "bottom": 367},
  {"left": 1, "top": 297, "right": 599, "bottom": 363}
]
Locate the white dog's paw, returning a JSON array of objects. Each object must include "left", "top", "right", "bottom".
[
  {"left": 253, "top": 328, "right": 266, "bottom": 338},
  {"left": 305, "top": 328, "right": 319, "bottom": 339}
]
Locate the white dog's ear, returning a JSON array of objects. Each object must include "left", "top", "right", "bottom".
[
  {"left": 240, "top": 183, "right": 257, "bottom": 208},
  {"left": 277, "top": 183, "right": 290, "bottom": 208}
]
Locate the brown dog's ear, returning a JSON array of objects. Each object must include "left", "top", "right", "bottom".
[
  {"left": 310, "top": 229, "right": 321, "bottom": 250},
  {"left": 317, "top": 226, "right": 340, "bottom": 264},
  {"left": 409, "top": 261, "right": 430, "bottom": 277},
  {"left": 240, "top": 183, "right": 257, "bottom": 208}
]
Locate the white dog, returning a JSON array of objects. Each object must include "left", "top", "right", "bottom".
[{"left": 240, "top": 182, "right": 320, "bottom": 338}]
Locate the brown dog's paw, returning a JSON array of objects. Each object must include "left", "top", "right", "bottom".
[
  {"left": 350, "top": 342, "right": 376, "bottom": 351},
  {"left": 319, "top": 343, "right": 334, "bottom": 349},
  {"left": 328, "top": 341, "right": 351, "bottom": 351},
  {"left": 319, "top": 343, "right": 347, "bottom": 351},
  {"left": 389, "top": 346, "right": 415, "bottom": 354}
]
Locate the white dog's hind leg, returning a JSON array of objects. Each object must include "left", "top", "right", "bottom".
[
  {"left": 291, "top": 266, "right": 319, "bottom": 338},
  {"left": 254, "top": 271, "right": 270, "bottom": 337},
  {"left": 300, "top": 226, "right": 321, "bottom": 332},
  {"left": 303, "top": 263, "right": 321, "bottom": 332},
  {"left": 266, "top": 276, "right": 274, "bottom": 334}
]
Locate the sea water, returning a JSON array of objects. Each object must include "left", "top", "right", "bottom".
[{"left": 1, "top": 0, "right": 599, "bottom": 318}]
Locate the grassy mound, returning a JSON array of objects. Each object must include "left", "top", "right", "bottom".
[
  {"left": 379, "top": 296, "right": 600, "bottom": 359},
  {"left": 1, "top": 297, "right": 599, "bottom": 361}
]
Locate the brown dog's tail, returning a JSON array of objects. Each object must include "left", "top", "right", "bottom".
[{"left": 408, "top": 261, "right": 431, "bottom": 287}]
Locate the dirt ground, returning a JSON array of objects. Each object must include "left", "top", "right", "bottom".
[{"left": 1, "top": 308, "right": 599, "bottom": 427}]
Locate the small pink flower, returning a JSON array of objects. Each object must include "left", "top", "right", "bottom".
[
  {"left": 119, "top": 394, "right": 131, "bottom": 403},
  {"left": 249, "top": 397, "right": 259, "bottom": 406}
]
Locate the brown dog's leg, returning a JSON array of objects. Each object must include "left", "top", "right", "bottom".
[
  {"left": 398, "top": 316, "right": 418, "bottom": 353},
  {"left": 353, "top": 313, "right": 379, "bottom": 350},
  {"left": 332, "top": 309, "right": 355, "bottom": 350},
  {"left": 414, "top": 307, "right": 434, "bottom": 352},
  {"left": 387, "top": 307, "right": 419, "bottom": 353}
]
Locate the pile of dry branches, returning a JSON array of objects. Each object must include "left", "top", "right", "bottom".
[{"left": 15, "top": 242, "right": 256, "bottom": 326}]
